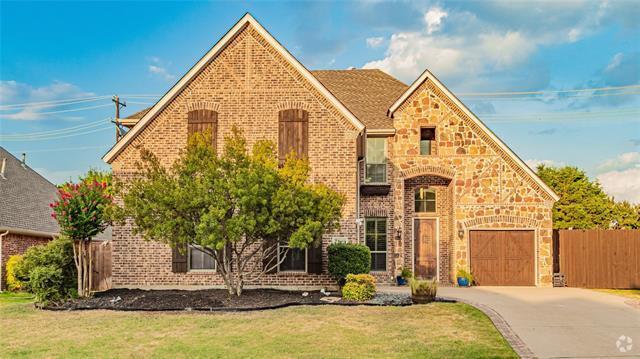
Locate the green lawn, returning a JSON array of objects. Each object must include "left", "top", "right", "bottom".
[{"left": 0, "top": 292, "right": 516, "bottom": 358}]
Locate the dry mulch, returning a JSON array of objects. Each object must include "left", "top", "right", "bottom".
[{"left": 44, "top": 288, "right": 415, "bottom": 311}]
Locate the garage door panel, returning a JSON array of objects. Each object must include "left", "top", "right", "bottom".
[{"left": 470, "top": 230, "right": 535, "bottom": 286}]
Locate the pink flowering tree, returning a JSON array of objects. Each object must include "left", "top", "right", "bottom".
[{"left": 51, "top": 172, "right": 112, "bottom": 297}]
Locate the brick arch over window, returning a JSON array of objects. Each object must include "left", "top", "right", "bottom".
[
  {"left": 278, "top": 108, "right": 309, "bottom": 164},
  {"left": 399, "top": 165, "right": 456, "bottom": 179},
  {"left": 186, "top": 101, "right": 220, "bottom": 112},
  {"left": 461, "top": 215, "right": 541, "bottom": 229},
  {"left": 274, "top": 101, "right": 311, "bottom": 112}
]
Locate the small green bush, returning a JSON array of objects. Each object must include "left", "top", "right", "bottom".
[
  {"left": 14, "top": 237, "right": 76, "bottom": 304},
  {"left": 327, "top": 243, "right": 371, "bottom": 284},
  {"left": 400, "top": 267, "right": 413, "bottom": 279},
  {"left": 342, "top": 273, "right": 376, "bottom": 301},
  {"left": 5, "top": 255, "right": 24, "bottom": 291},
  {"left": 410, "top": 278, "right": 437, "bottom": 303},
  {"left": 456, "top": 268, "right": 474, "bottom": 284}
]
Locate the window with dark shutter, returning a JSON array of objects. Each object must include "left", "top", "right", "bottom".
[
  {"left": 278, "top": 109, "right": 308, "bottom": 165},
  {"left": 420, "top": 127, "right": 435, "bottom": 155},
  {"left": 188, "top": 109, "right": 218, "bottom": 152},
  {"left": 171, "top": 244, "right": 188, "bottom": 273}
]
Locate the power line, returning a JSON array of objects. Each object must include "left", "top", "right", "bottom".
[
  {"left": 0, "top": 125, "right": 113, "bottom": 142},
  {"left": 0, "top": 97, "right": 111, "bottom": 111},
  {"left": 12, "top": 145, "right": 108, "bottom": 153},
  {"left": 463, "top": 91, "right": 640, "bottom": 101},
  {"left": 1, "top": 118, "right": 110, "bottom": 138},
  {"left": 2, "top": 103, "right": 113, "bottom": 117},
  {"left": 459, "top": 84, "right": 640, "bottom": 97},
  {"left": 480, "top": 108, "right": 640, "bottom": 118},
  {"left": 0, "top": 95, "right": 111, "bottom": 109}
]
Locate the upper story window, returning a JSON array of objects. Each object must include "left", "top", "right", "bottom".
[
  {"left": 415, "top": 187, "right": 436, "bottom": 213},
  {"left": 365, "top": 137, "right": 387, "bottom": 183},
  {"left": 278, "top": 109, "right": 309, "bottom": 165},
  {"left": 420, "top": 127, "right": 435, "bottom": 155},
  {"left": 188, "top": 109, "right": 218, "bottom": 152}
]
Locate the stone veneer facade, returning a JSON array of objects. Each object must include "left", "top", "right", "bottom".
[{"left": 108, "top": 21, "right": 554, "bottom": 289}]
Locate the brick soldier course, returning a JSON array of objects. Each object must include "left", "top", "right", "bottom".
[{"left": 103, "top": 13, "right": 558, "bottom": 289}]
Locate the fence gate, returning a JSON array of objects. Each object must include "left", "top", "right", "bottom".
[
  {"left": 90, "top": 241, "right": 112, "bottom": 292},
  {"left": 555, "top": 229, "right": 640, "bottom": 289}
]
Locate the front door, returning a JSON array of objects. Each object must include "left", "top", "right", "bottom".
[{"left": 414, "top": 219, "right": 437, "bottom": 279}]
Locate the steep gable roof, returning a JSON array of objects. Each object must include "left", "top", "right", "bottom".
[
  {"left": 312, "top": 69, "right": 408, "bottom": 130},
  {"left": 388, "top": 69, "right": 560, "bottom": 202},
  {"left": 103, "top": 13, "right": 364, "bottom": 164},
  {"left": 0, "top": 147, "right": 59, "bottom": 235}
]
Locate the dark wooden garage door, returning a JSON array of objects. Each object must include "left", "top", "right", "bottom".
[{"left": 470, "top": 230, "right": 535, "bottom": 286}]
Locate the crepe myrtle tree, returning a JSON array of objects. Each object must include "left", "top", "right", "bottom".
[
  {"left": 119, "top": 128, "right": 344, "bottom": 296},
  {"left": 51, "top": 171, "right": 113, "bottom": 297}
]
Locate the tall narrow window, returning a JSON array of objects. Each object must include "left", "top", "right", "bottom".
[
  {"left": 188, "top": 245, "right": 216, "bottom": 271},
  {"left": 188, "top": 109, "right": 218, "bottom": 152},
  {"left": 365, "top": 137, "right": 387, "bottom": 183},
  {"left": 420, "top": 127, "right": 435, "bottom": 155},
  {"left": 365, "top": 217, "right": 387, "bottom": 271},
  {"left": 278, "top": 244, "right": 307, "bottom": 272},
  {"left": 415, "top": 188, "right": 436, "bottom": 212},
  {"left": 278, "top": 109, "right": 309, "bottom": 165}
]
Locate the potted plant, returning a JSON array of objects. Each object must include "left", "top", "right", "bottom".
[
  {"left": 409, "top": 278, "right": 437, "bottom": 304},
  {"left": 396, "top": 267, "right": 412, "bottom": 286},
  {"left": 456, "top": 269, "right": 473, "bottom": 287}
]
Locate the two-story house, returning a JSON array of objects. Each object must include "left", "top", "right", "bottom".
[{"left": 103, "top": 13, "right": 558, "bottom": 288}]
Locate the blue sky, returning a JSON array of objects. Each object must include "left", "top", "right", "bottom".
[{"left": 1, "top": 1, "right": 639, "bottom": 202}]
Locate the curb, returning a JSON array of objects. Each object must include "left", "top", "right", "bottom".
[{"left": 441, "top": 296, "right": 536, "bottom": 359}]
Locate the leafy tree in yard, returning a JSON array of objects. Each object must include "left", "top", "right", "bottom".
[
  {"left": 537, "top": 165, "right": 639, "bottom": 229},
  {"left": 51, "top": 171, "right": 113, "bottom": 297},
  {"left": 119, "top": 128, "right": 344, "bottom": 296}
]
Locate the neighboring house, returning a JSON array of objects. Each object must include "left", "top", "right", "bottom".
[
  {"left": 103, "top": 13, "right": 558, "bottom": 288},
  {"left": 0, "top": 147, "right": 59, "bottom": 290}
]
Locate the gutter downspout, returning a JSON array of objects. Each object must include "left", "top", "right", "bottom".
[
  {"left": 0, "top": 230, "right": 8, "bottom": 292},
  {"left": 355, "top": 129, "right": 366, "bottom": 245}
]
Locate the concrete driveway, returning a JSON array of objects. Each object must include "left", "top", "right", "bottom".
[{"left": 438, "top": 287, "right": 640, "bottom": 358}]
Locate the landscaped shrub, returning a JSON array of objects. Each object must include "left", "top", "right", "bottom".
[
  {"left": 456, "top": 269, "right": 474, "bottom": 284},
  {"left": 5, "top": 255, "right": 24, "bottom": 291},
  {"left": 342, "top": 273, "right": 376, "bottom": 301},
  {"left": 327, "top": 243, "right": 371, "bottom": 284},
  {"left": 410, "top": 278, "right": 438, "bottom": 304},
  {"left": 14, "top": 237, "right": 76, "bottom": 304}
]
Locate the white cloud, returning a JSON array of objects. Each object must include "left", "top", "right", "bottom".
[
  {"left": 597, "top": 152, "right": 640, "bottom": 171},
  {"left": 33, "top": 167, "right": 85, "bottom": 185},
  {"left": 362, "top": 2, "right": 635, "bottom": 89},
  {"left": 147, "top": 57, "right": 175, "bottom": 82},
  {"left": 605, "top": 52, "right": 624, "bottom": 72},
  {"left": 525, "top": 159, "right": 563, "bottom": 170},
  {"left": 366, "top": 36, "right": 384, "bottom": 48},
  {"left": 0, "top": 81, "right": 94, "bottom": 121},
  {"left": 424, "top": 7, "right": 448, "bottom": 34},
  {"left": 597, "top": 168, "right": 640, "bottom": 204}
]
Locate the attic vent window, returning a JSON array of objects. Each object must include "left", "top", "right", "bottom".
[{"left": 420, "top": 128, "right": 435, "bottom": 155}]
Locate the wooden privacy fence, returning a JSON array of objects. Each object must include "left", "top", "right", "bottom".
[
  {"left": 90, "top": 241, "right": 112, "bottom": 292},
  {"left": 554, "top": 229, "right": 640, "bottom": 289}
]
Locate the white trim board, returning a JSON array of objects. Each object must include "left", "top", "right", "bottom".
[
  {"left": 102, "top": 13, "right": 364, "bottom": 164},
  {"left": 388, "top": 69, "right": 559, "bottom": 202}
]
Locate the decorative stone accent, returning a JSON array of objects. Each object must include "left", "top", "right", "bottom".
[{"left": 185, "top": 101, "right": 220, "bottom": 112}]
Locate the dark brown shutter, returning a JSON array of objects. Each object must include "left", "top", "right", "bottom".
[
  {"left": 307, "top": 240, "right": 323, "bottom": 274},
  {"left": 263, "top": 239, "right": 278, "bottom": 274},
  {"left": 171, "top": 244, "right": 188, "bottom": 273},
  {"left": 278, "top": 109, "right": 308, "bottom": 164},
  {"left": 188, "top": 109, "right": 218, "bottom": 152},
  {"left": 356, "top": 132, "right": 365, "bottom": 160}
]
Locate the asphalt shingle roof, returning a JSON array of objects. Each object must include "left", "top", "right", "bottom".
[
  {"left": 123, "top": 69, "right": 408, "bottom": 130},
  {"left": 311, "top": 69, "right": 408, "bottom": 129},
  {"left": 0, "top": 147, "right": 59, "bottom": 234}
]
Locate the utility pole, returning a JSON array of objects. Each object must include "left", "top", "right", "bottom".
[{"left": 112, "top": 95, "right": 127, "bottom": 142}]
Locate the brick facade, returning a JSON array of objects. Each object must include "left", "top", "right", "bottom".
[
  {"left": 1, "top": 233, "right": 51, "bottom": 290},
  {"left": 108, "top": 19, "right": 554, "bottom": 289}
]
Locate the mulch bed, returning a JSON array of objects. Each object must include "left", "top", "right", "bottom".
[{"left": 43, "top": 288, "right": 420, "bottom": 312}]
